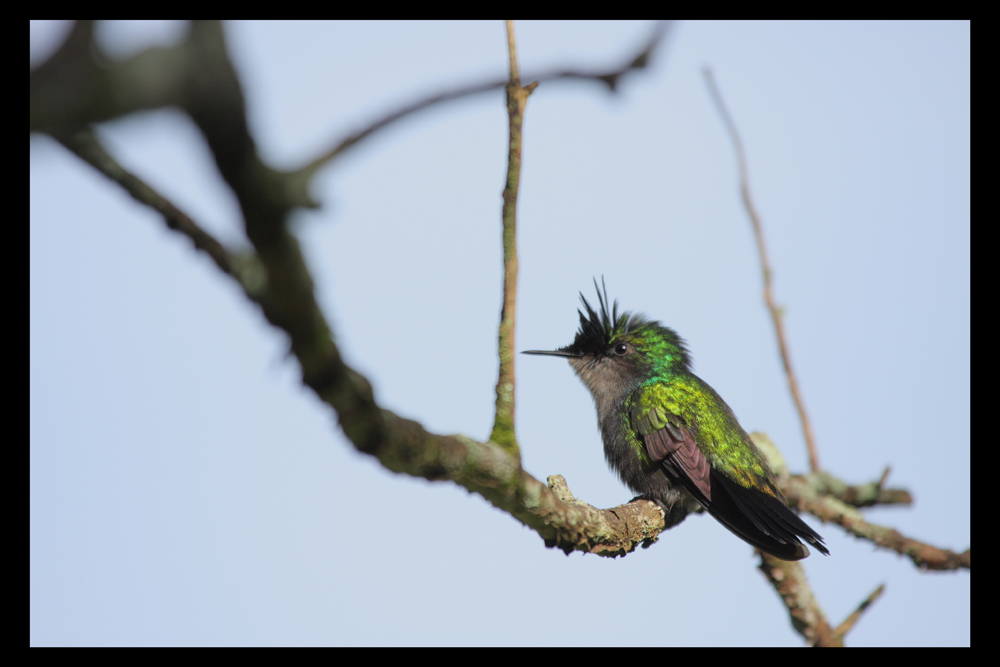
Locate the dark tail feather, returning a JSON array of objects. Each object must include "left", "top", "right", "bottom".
[{"left": 699, "top": 470, "right": 828, "bottom": 561}]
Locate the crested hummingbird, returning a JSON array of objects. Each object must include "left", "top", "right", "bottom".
[{"left": 524, "top": 281, "right": 828, "bottom": 561}]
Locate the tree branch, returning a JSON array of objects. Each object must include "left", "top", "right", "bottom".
[
  {"left": 292, "top": 22, "right": 673, "bottom": 183},
  {"left": 37, "top": 19, "right": 685, "bottom": 560},
  {"left": 835, "top": 584, "right": 885, "bottom": 640},
  {"left": 703, "top": 67, "right": 822, "bottom": 473},
  {"left": 489, "top": 21, "right": 537, "bottom": 457},
  {"left": 758, "top": 555, "right": 836, "bottom": 646}
]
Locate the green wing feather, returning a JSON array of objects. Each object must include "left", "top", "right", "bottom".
[{"left": 628, "top": 381, "right": 828, "bottom": 561}]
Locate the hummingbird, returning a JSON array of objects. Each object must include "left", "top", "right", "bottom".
[{"left": 524, "top": 281, "right": 828, "bottom": 560}]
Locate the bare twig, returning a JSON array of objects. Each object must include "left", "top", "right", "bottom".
[
  {"left": 490, "top": 22, "right": 537, "bottom": 458},
  {"left": 506, "top": 20, "right": 520, "bottom": 86},
  {"left": 783, "top": 478, "right": 970, "bottom": 571},
  {"left": 294, "top": 22, "right": 672, "bottom": 183},
  {"left": 835, "top": 584, "right": 885, "bottom": 639},
  {"left": 808, "top": 469, "right": 912, "bottom": 508},
  {"left": 703, "top": 67, "right": 822, "bottom": 473},
  {"left": 55, "top": 128, "right": 237, "bottom": 280},
  {"left": 877, "top": 466, "right": 891, "bottom": 489}
]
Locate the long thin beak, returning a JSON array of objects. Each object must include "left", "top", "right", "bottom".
[{"left": 522, "top": 349, "right": 583, "bottom": 358}]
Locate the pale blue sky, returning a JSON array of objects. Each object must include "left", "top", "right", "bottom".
[{"left": 31, "top": 21, "right": 969, "bottom": 646}]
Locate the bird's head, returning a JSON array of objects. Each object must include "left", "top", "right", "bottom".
[{"left": 524, "top": 280, "right": 691, "bottom": 413}]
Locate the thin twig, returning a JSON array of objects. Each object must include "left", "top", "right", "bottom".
[
  {"left": 490, "top": 21, "right": 536, "bottom": 458},
  {"left": 56, "top": 128, "right": 236, "bottom": 279},
  {"left": 295, "top": 22, "right": 672, "bottom": 183},
  {"left": 877, "top": 466, "right": 891, "bottom": 489},
  {"left": 506, "top": 20, "right": 520, "bottom": 86},
  {"left": 783, "top": 480, "right": 970, "bottom": 570},
  {"left": 835, "top": 584, "right": 885, "bottom": 639},
  {"left": 805, "top": 469, "right": 912, "bottom": 508},
  {"left": 703, "top": 67, "right": 822, "bottom": 473}
]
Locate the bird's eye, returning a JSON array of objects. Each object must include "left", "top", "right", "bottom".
[{"left": 614, "top": 343, "right": 629, "bottom": 356}]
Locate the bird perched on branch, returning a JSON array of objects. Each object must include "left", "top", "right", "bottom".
[{"left": 525, "top": 281, "right": 828, "bottom": 560}]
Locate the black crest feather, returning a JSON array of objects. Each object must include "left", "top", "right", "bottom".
[{"left": 571, "top": 278, "right": 643, "bottom": 353}]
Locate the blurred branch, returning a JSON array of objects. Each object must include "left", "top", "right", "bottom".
[
  {"left": 55, "top": 129, "right": 237, "bottom": 281},
  {"left": 35, "top": 19, "right": 681, "bottom": 560},
  {"left": 754, "top": 409, "right": 969, "bottom": 569},
  {"left": 703, "top": 67, "right": 822, "bottom": 473},
  {"left": 783, "top": 474, "right": 970, "bottom": 571},
  {"left": 758, "top": 562, "right": 884, "bottom": 646},
  {"left": 811, "top": 468, "right": 912, "bottom": 508},
  {"left": 835, "top": 584, "right": 885, "bottom": 640},
  {"left": 294, "top": 21, "right": 673, "bottom": 183},
  {"left": 758, "top": 554, "right": 837, "bottom": 646}
]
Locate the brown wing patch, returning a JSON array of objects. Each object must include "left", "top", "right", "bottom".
[{"left": 643, "top": 422, "right": 712, "bottom": 501}]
